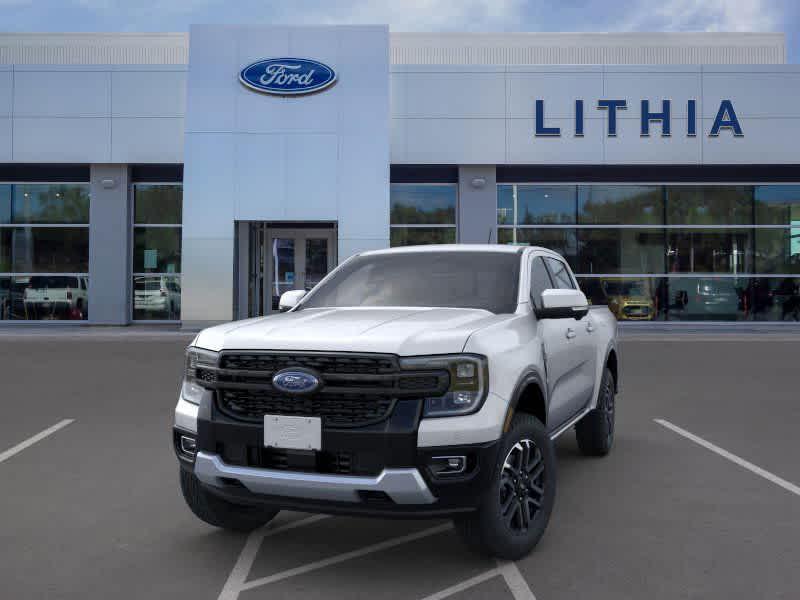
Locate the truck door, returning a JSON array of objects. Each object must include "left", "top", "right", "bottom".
[{"left": 532, "top": 255, "right": 596, "bottom": 430}]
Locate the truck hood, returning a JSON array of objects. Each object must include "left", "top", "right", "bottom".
[{"left": 193, "top": 307, "right": 508, "bottom": 356}]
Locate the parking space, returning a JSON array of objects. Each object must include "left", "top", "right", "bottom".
[{"left": 1, "top": 331, "right": 798, "bottom": 599}]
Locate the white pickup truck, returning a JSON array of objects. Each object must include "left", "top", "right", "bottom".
[{"left": 174, "top": 245, "right": 618, "bottom": 559}]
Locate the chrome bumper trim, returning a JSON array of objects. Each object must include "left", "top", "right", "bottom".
[{"left": 194, "top": 451, "right": 436, "bottom": 505}]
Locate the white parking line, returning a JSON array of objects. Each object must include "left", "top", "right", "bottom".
[
  {"left": 238, "top": 522, "right": 453, "bottom": 592},
  {"left": 418, "top": 568, "right": 501, "bottom": 600},
  {"left": 218, "top": 514, "right": 330, "bottom": 600},
  {"left": 0, "top": 419, "right": 75, "bottom": 464},
  {"left": 655, "top": 418, "right": 800, "bottom": 498},
  {"left": 496, "top": 560, "right": 538, "bottom": 600}
]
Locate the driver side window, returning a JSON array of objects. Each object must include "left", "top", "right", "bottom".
[
  {"left": 530, "top": 256, "right": 553, "bottom": 309},
  {"left": 543, "top": 257, "right": 576, "bottom": 290}
]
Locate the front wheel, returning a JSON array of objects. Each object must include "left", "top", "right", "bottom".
[
  {"left": 575, "top": 367, "right": 616, "bottom": 456},
  {"left": 454, "top": 413, "right": 556, "bottom": 560},
  {"left": 180, "top": 468, "right": 279, "bottom": 532}
]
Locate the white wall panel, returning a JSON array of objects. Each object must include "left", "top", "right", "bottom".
[
  {"left": 112, "top": 70, "right": 185, "bottom": 116},
  {"left": 111, "top": 117, "right": 183, "bottom": 162},
  {"left": 338, "top": 237, "right": 390, "bottom": 263},
  {"left": 702, "top": 72, "right": 800, "bottom": 118},
  {"left": 180, "top": 237, "right": 235, "bottom": 323},
  {"left": 702, "top": 118, "right": 798, "bottom": 164},
  {"left": 606, "top": 118, "right": 701, "bottom": 164},
  {"left": 0, "top": 69, "right": 11, "bottom": 117},
  {"left": 182, "top": 132, "right": 235, "bottom": 238},
  {"left": 184, "top": 26, "right": 238, "bottom": 133},
  {"left": 604, "top": 70, "right": 701, "bottom": 118},
  {"left": 286, "top": 134, "right": 338, "bottom": 221},
  {"left": 506, "top": 117, "right": 604, "bottom": 164},
  {"left": 404, "top": 118, "right": 504, "bottom": 164},
  {"left": 14, "top": 70, "right": 109, "bottom": 117},
  {"left": 0, "top": 118, "right": 11, "bottom": 160},
  {"left": 337, "top": 134, "right": 389, "bottom": 239},
  {"left": 234, "top": 134, "right": 286, "bottom": 221},
  {"left": 402, "top": 71, "right": 505, "bottom": 118},
  {"left": 506, "top": 71, "right": 602, "bottom": 119},
  {"left": 13, "top": 117, "right": 110, "bottom": 162}
]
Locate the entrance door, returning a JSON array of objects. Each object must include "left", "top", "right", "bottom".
[{"left": 247, "top": 225, "right": 336, "bottom": 316}]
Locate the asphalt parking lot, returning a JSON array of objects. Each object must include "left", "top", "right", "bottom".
[{"left": 1, "top": 329, "right": 799, "bottom": 599}]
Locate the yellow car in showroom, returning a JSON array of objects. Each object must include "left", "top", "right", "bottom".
[{"left": 599, "top": 278, "right": 655, "bottom": 321}]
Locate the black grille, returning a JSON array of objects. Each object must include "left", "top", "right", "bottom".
[
  {"left": 219, "top": 389, "right": 395, "bottom": 427},
  {"left": 210, "top": 352, "right": 449, "bottom": 428}
]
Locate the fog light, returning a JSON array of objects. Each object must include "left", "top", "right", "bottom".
[
  {"left": 180, "top": 435, "right": 197, "bottom": 455},
  {"left": 430, "top": 455, "right": 466, "bottom": 476}
]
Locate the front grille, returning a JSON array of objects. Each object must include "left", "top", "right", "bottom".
[
  {"left": 219, "top": 389, "right": 396, "bottom": 427},
  {"left": 209, "top": 352, "right": 449, "bottom": 428}
]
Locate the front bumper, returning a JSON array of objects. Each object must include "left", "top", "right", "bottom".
[{"left": 174, "top": 390, "right": 501, "bottom": 518}]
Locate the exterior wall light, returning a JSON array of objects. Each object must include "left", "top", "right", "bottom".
[{"left": 470, "top": 177, "right": 486, "bottom": 189}]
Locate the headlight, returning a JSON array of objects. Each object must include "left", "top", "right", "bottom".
[
  {"left": 400, "top": 354, "right": 488, "bottom": 418},
  {"left": 181, "top": 347, "right": 219, "bottom": 405}
]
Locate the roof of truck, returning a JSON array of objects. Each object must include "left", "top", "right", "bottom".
[{"left": 361, "top": 244, "right": 562, "bottom": 257}]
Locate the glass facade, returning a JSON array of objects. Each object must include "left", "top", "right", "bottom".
[
  {"left": 0, "top": 184, "right": 90, "bottom": 321},
  {"left": 390, "top": 184, "right": 457, "bottom": 246},
  {"left": 132, "top": 184, "right": 182, "bottom": 320},
  {"left": 499, "top": 184, "right": 800, "bottom": 321}
]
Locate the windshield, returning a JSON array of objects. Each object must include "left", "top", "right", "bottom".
[{"left": 300, "top": 251, "right": 521, "bottom": 314}]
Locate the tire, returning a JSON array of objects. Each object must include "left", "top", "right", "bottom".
[
  {"left": 179, "top": 468, "right": 279, "bottom": 532},
  {"left": 454, "top": 413, "right": 557, "bottom": 560},
  {"left": 575, "top": 367, "right": 616, "bottom": 457}
]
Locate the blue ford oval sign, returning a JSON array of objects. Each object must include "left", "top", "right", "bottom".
[
  {"left": 239, "top": 58, "right": 337, "bottom": 96},
  {"left": 272, "top": 369, "right": 320, "bottom": 394}
]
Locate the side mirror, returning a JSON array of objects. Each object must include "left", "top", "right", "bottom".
[
  {"left": 278, "top": 289, "right": 307, "bottom": 312},
  {"left": 536, "top": 288, "right": 589, "bottom": 320}
]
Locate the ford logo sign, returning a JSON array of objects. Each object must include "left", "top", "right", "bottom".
[
  {"left": 272, "top": 369, "right": 321, "bottom": 394},
  {"left": 239, "top": 58, "right": 337, "bottom": 96}
]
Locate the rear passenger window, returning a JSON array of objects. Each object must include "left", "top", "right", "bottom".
[
  {"left": 530, "top": 257, "right": 553, "bottom": 308},
  {"left": 543, "top": 257, "right": 575, "bottom": 290}
]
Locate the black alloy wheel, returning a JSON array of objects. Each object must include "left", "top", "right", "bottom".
[{"left": 499, "top": 439, "right": 545, "bottom": 533}]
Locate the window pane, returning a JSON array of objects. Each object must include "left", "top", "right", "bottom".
[
  {"left": 578, "top": 185, "right": 663, "bottom": 225},
  {"left": 390, "top": 184, "right": 456, "bottom": 225},
  {"left": 746, "top": 277, "right": 800, "bottom": 321},
  {"left": 133, "top": 275, "right": 181, "bottom": 320},
  {"left": 755, "top": 228, "right": 800, "bottom": 274},
  {"left": 390, "top": 227, "right": 456, "bottom": 247},
  {"left": 516, "top": 185, "right": 575, "bottom": 225},
  {"left": 578, "top": 229, "right": 665, "bottom": 274},
  {"left": 0, "top": 275, "right": 88, "bottom": 320},
  {"left": 498, "top": 228, "right": 578, "bottom": 270},
  {"left": 543, "top": 257, "right": 575, "bottom": 289},
  {"left": 666, "top": 186, "right": 752, "bottom": 225},
  {"left": 305, "top": 238, "right": 329, "bottom": 289},
  {"left": 4, "top": 184, "right": 90, "bottom": 224},
  {"left": 530, "top": 257, "right": 553, "bottom": 308},
  {"left": 666, "top": 277, "right": 748, "bottom": 321},
  {"left": 134, "top": 184, "right": 183, "bottom": 225},
  {"left": 755, "top": 185, "right": 800, "bottom": 225},
  {"left": 1, "top": 227, "right": 89, "bottom": 273},
  {"left": 133, "top": 227, "right": 181, "bottom": 273},
  {"left": 666, "top": 229, "right": 753, "bottom": 274},
  {"left": 577, "top": 277, "right": 667, "bottom": 321},
  {"left": 497, "top": 185, "right": 514, "bottom": 225}
]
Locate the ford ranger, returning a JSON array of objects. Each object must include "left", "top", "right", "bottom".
[{"left": 174, "top": 245, "right": 618, "bottom": 559}]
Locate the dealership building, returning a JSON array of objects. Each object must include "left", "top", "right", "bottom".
[{"left": 0, "top": 27, "right": 798, "bottom": 326}]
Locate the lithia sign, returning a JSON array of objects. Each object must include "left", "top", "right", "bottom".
[{"left": 535, "top": 99, "right": 743, "bottom": 138}]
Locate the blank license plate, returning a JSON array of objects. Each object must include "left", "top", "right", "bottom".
[{"left": 264, "top": 415, "right": 321, "bottom": 451}]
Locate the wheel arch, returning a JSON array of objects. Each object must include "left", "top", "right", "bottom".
[
  {"left": 504, "top": 369, "right": 548, "bottom": 433},
  {"left": 604, "top": 345, "right": 619, "bottom": 393}
]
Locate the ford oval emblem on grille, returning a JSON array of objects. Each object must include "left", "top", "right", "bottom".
[{"left": 272, "top": 369, "right": 320, "bottom": 395}]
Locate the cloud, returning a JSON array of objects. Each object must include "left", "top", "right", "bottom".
[{"left": 622, "top": 0, "right": 781, "bottom": 32}]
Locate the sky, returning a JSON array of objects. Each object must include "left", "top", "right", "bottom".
[{"left": 0, "top": 0, "right": 797, "bottom": 62}]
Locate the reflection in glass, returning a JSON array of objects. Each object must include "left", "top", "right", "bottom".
[
  {"left": 0, "top": 275, "right": 88, "bottom": 320},
  {"left": 755, "top": 228, "right": 800, "bottom": 274},
  {"left": 390, "top": 184, "right": 457, "bottom": 225},
  {"left": 498, "top": 185, "right": 576, "bottom": 225},
  {"left": 133, "top": 275, "right": 181, "bottom": 320},
  {"left": 578, "top": 277, "right": 666, "bottom": 321},
  {"left": 305, "top": 238, "right": 328, "bottom": 289},
  {"left": 754, "top": 185, "right": 800, "bottom": 225},
  {"left": 390, "top": 227, "right": 456, "bottom": 247},
  {"left": 134, "top": 185, "right": 183, "bottom": 225},
  {"left": 497, "top": 228, "right": 577, "bottom": 269},
  {"left": 578, "top": 185, "right": 663, "bottom": 225},
  {"left": 578, "top": 229, "right": 664, "bottom": 274},
  {"left": 666, "top": 277, "right": 747, "bottom": 321},
  {"left": 746, "top": 278, "right": 800, "bottom": 321},
  {"left": 271, "top": 238, "right": 295, "bottom": 310},
  {"left": 666, "top": 186, "right": 752, "bottom": 225},
  {"left": 2, "top": 184, "right": 90, "bottom": 224},
  {"left": 666, "top": 229, "right": 752, "bottom": 274},
  {"left": 133, "top": 227, "right": 181, "bottom": 273},
  {"left": 1, "top": 228, "right": 89, "bottom": 273}
]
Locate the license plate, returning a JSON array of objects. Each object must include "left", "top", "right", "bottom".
[{"left": 264, "top": 415, "right": 321, "bottom": 451}]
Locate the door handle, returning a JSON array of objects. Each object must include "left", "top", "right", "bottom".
[
  {"left": 586, "top": 321, "right": 595, "bottom": 333},
  {"left": 566, "top": 327, "right": 576, "bottom": 339}
]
